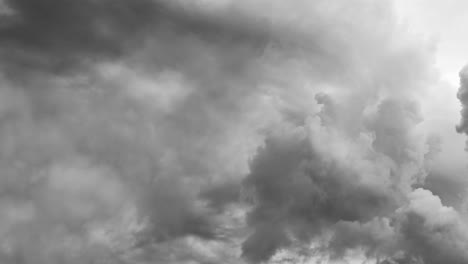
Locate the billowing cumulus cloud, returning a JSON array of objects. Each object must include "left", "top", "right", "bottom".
[
  {"left": 0, "top": 0, "right": 465, "bottom": 263},
  {"left": 457, "top": 65, "right": 468, "bottom": 137}
]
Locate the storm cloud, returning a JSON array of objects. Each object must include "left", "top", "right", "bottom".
[{"left": 0, "top": 0, "right": 465, "bottom": 264}]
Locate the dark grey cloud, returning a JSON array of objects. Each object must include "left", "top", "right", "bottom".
[
  {"left": 0, "top": 2, "right": 268, "bottom": 263},
  {"left": 200, "top": 180, "right": 242, "bottom": 211},
  {"left": 241, "top": 96, "right": 428, "bottom": 262},
  {"left": 242, "top": 131, "right": 398, "bottom": 262},
  {"left": 456, "top": 65, "right": 468, "bottom": 138},
  {"left": 395, "top": 189, "right": 468, "bottom": 264},
  {"left": 0, "top": 0, "right": 157, "bottom": 73},
  {"left": 0, "top": 0, "right": 463, "bottom": 264},
  {"left": 0, "top": 0, "right": 270, "bottom": 76}
]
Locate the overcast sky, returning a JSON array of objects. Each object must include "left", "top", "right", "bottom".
[{"left": 0, "top": 1, "right": 468, "bottom": 264}]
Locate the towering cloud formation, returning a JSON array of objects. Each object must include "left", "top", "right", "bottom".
[{"left": 0, "top": 0, "right": 465, "bottom": 263}]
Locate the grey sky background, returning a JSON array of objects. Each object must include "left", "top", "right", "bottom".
[{"left": 396, "top": 0, "right": 468, "bottom": 84}]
